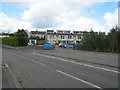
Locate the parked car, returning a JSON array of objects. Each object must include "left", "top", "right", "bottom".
[
  {"left": 63, "top": 44, "right": 69, "bottom": 48},
  {"left": 68, "top": 44, "right": 74, "bottom": 48},
  {"left": 58, "top": 43, "right": 64, "bottom": 47},
  {"left": 28, "top": 42, "right": 36, "bottom": 46}
]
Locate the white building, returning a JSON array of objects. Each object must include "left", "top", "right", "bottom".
[
  {"left": 45, "top": 30, "right": 83, "bottom": 44},
  {"left": 25, "top": 30, "right": 31, "bottom": 38},
  {"left": 0, "top": 33, "right": 9, "bottom": 38}
]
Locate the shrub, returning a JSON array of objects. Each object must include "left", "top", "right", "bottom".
[
  {"left": 17, "top": 36, "right": 29, "bottom": 46},
  {"left": 16, "top": 29, "right": 29, "bottom": 46},
  {"left": 2, "top": 37, "right": 18, "bottom": 46}
]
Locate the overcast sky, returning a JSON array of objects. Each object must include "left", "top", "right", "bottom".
[{"left": 0, "top": 0, "right": 119, "bottom": 33}]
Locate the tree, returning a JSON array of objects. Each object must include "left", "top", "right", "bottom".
[
  {"left": 118, "top": 27, "right": 120, "bottom": 53},
  {"left": 108, "top": 26, "right": 118, "bottom": 52},
  {"left": 82, "top": 30, "right": 97, "bottom": 51},
  {"left": 16, "top": 29, "right": 29, "bottom": 46},
  {"left": 16, "top": 29, "right": 28, "bottom": 37},
  {"left": 96, "top": 32, "right": 106, "bottom": 51},
  {"left": 74, "top": 26, "right": 119, "bottom": 53},
  {"left": 9, "top": 33, "right": 14, "bottom": 37}
]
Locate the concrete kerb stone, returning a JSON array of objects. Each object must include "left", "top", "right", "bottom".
[
  {"left": 3, "top": 62, "right": 23, "bottom": 88},
  {"left": 2, "top": 45, "right": 42, "bottom": 50},
  {"left": 2, "top": 44, "right": 56, "bottom": 50}
]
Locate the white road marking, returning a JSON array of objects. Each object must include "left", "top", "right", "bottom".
[
  {"left": 30, "top": 60, "right": 46, "bottom": 67},
  {"left": 33, "top": 52, "right": 119, "bottom": 73},
  {"left": 10, "top": 53, "right": 47, "bottom": 67},
  {"left": 21, "top": 55, "right": 47, "bottom": 67},
  {"left": 56, "top": 70, "right": 102, "bottom": 89},
  {"left": 5, "top": 63, "right": 9, "bottom": 68},
  {"left": 83, "top": 64, "right": 119, "bottom": 73}
]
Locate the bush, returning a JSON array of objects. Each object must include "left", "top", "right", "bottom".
[
  {"left": 17, "top": 36, "right": 29, "bottom": 46},
  {"left": 16, "top": 29, "right": 29, "bottom": 46},
  {"left": 2, "top": 37, "right": 18, "bottom": 46},
  {"left": 0, "top": 38, "right": 2, "bottom": 44}
]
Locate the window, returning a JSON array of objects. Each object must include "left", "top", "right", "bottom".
[
  {"left": 63, "top": 36, "right": 64, "bottom": 39},
  {"left": 64, "top": 31, "right": 70, "bottom": 33},
  {"left": 61, "top": 35, "right": 64, "bottom": 39},
  {"left": 60, "top": 36, "right": 62, "bottom": 39},
  {"left": 68, "top": 36, "right": 72, "bottom": 39},
  {"left": 58, "top": 31, "right": 63, "bottom": 33},
  {"left": 78, "top": 36, "right": 81, "bottom": 39}
]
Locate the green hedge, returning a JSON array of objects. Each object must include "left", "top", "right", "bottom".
[
  {"left": 2, "top": 37, "right": 18, "bottom": 46},
  {"left": 0, "top": 38, "right": 2, "bottom": 44}
]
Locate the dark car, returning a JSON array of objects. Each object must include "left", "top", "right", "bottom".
[
  {"left": 68, "top": 44, "right": 74, "bottom": 48},
  {"left": 63, "top": 44, "right": 69, "bottom": 48}
]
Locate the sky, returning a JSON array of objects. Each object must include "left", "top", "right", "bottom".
[{"left": 0, "top": 0, "right": 119, "bottom": 33}]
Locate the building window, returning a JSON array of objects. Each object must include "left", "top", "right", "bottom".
[
  {"left": 61, "top": 35, "right": 64, "bottom": 39},
  {"left": 78, "top": 36, "right": 81, "bottom": 39},
  {"left": 58, "top": 31, "right": 63, "bottom": 33},
  {"left": 60, "top": 36, "right": 62, "bottom": 39},
  {"left": 68, "top": 36, "right": 72, "bottom": 39}
]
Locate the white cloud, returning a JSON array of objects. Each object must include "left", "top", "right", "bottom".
[
  {"left": 0, "top": 13, "right": 33, "bottom": 33},
  {"left": 21, "top": 1, "right": 107, "bottom": 32},
  {"left": 103, "top": 8, "right": 118, "bottom": 29},
  {"left": 2, "top": 0, "right": 119, "bottom": 2},
  {"left": 21, "top": 1, "right": 95, "bottom": 29},
  {"left": 54, "top": 17, "right": 105, "bottom": 32},
  {"left": 1, "top": 0, "right": 118, "bottom": 33},
  {"left": 21, "top": 1, "right": 64, "bottom": 28}
]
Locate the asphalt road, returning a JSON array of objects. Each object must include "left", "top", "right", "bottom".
[
  {"left": 0, "top": 46, "right": 2, "bottom": 89},
  {"left": 2, "top": 48, "right": 119, "bottom": 89},
  {"left": 37, "top": 47, "right": 118, "bottom": 67}
]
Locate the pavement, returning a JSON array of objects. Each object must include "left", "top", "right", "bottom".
[{"left": 2, "top": 48, "right": 119, "bottom": 88}]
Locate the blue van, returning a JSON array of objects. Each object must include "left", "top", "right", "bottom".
[{"left": 43, "top": 43, "right": 51, "bottom": 50}]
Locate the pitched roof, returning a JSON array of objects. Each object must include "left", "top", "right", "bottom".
[{"left": 31, "top": 31, "right": 46, "bottom": 34}]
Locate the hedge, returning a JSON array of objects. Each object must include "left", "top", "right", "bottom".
[{"left": 2, "top": 37, "right": 18, "bottom": 46}]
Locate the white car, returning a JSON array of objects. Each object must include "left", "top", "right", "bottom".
[{"left": 58, "top": 43, "right": 63, "bottom": 47}]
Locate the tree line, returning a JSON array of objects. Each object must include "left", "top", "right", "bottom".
[{"left": 75, "top": 26, "right": 120, "bottom": 53}]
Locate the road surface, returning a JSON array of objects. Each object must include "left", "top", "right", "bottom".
[
  {"left": 2, "top": 48, "right": 119, "bottom": 89},
  {"left": 0, "top": 46, "right": 2, "bottom": 89},
  {"left": 36, "top": 47, "right": 118, "bottom": 67}
]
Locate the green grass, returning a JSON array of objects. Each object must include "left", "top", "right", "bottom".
[
  {"left": 2, "top": 37, "right": 18, "bottom": 46},
  {"left": 37, "top": 40, "right": 46, "bottom": 44}
]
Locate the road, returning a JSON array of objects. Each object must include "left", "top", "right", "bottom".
[
  {"left": 2, "top": 48, "right": 119, "bottom": 89},
  {"left": 37, "top": 47, "right": 118, "bottom": 67},
  {"left": 0, "top": 46, "right": 2, "bottom": 89}
]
